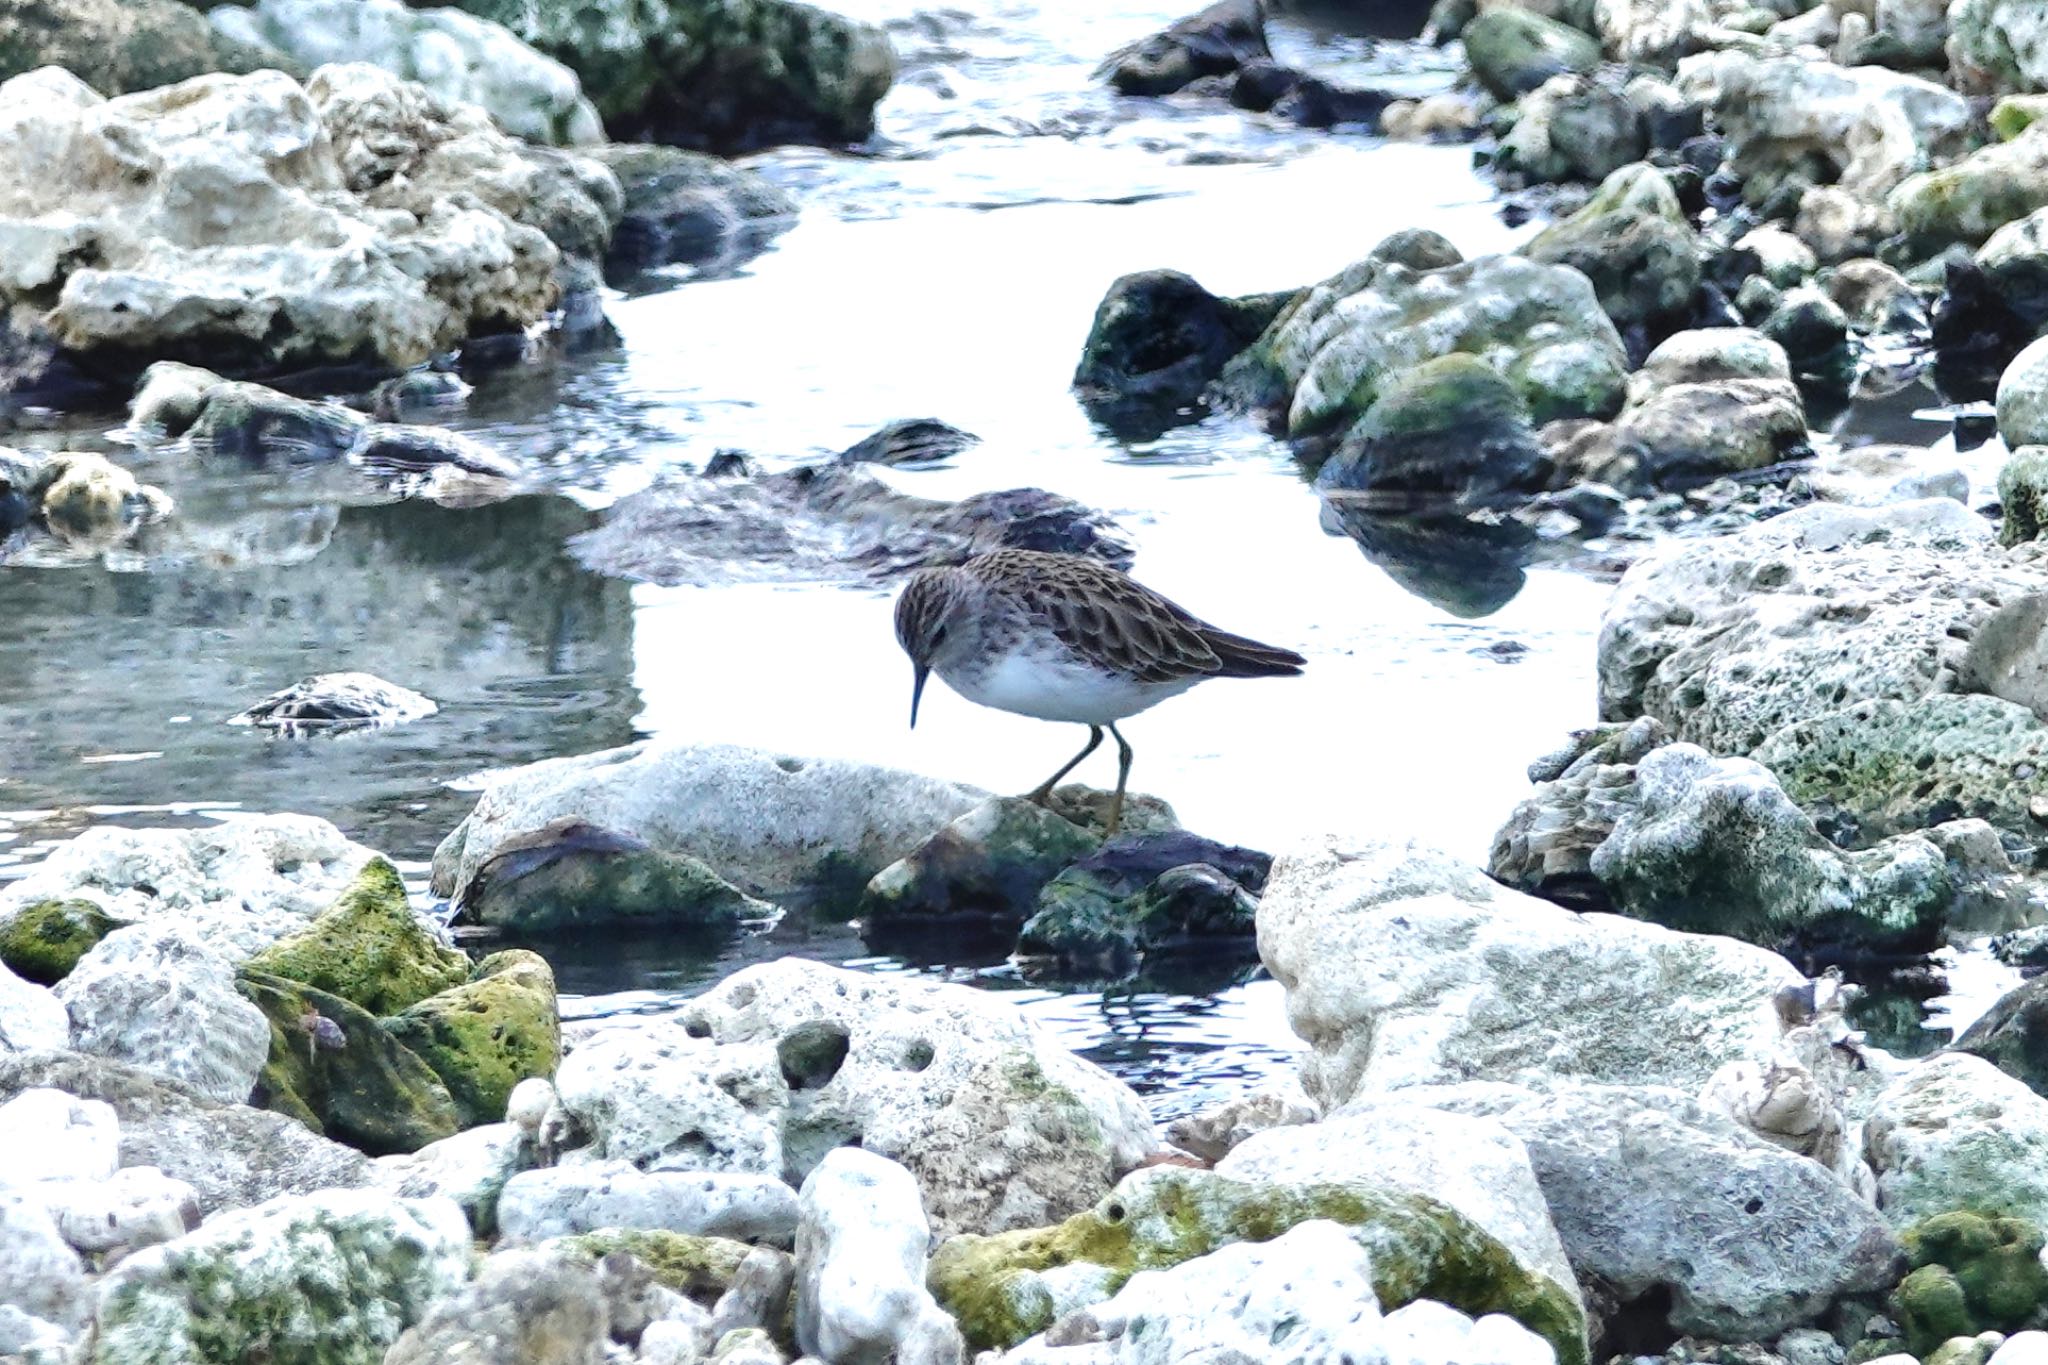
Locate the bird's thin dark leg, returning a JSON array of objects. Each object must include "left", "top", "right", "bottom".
[
  {"left": 1106, "top": 723, "right": 1134, "bottom": 836},
  {"left": 1026, "top": 725, "right": 1103, "bottom": 805}
]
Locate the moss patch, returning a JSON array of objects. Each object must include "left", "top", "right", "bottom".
[
  {"left": 1894, "top": 1211, "right": 2048, "bottom": 1355},
  {"left": 238, "top": 970, "right": 460, "bottom": 1157},
  {"left": 551, "top": 1229, "right": 751, "bottom": 1305},
  {"left": 927, "top": 1168, "right": 1587, "bottom": 1364},
  {"left": 245, "top": 858, "right": 469, "bottom": 1016},
  {"left": 0, "top": 898, "right": 117, "bottom": 984},
  {"left": 381, "top": 950, "right": 560, "bottom": 1128}
]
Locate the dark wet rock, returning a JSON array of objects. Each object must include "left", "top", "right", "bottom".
[
  {"left": 570, "top": 460, "right": 1131, "bottom": 586},
  {"left": 238, "top": 970, "right": 462, "bottom": 1156},
  {"left": 445, "top": 0, "right": 895, "bottom": 152},
  {"left": 1218, "top": 241, "right": 1628, "bottom": 440},
  {"left": 2000, "top": 448, "right": 2048, "bottom": 546},
  {"left": 1953, "top": 976, "right": 2048, "bottom": 1101},
  {"left": 1544, "top": 328, "right": 1809, "bottom": 493},
  {"left": 1821, "top": 258, "right": 1929, "bottom": 343},
  {"left": 229, "top": 671, "right": 440, "bottom": 734},
  {"left": 185, "top": 381, "right": 370, "bottom": 463},
  {"left": 860, "top": 797, "right": 1104, "bottom": 940},
  {"left": 1270, "top": 74, "right": 1396, "bottom": 130},
  {"left": 1017, "top": 834, "right": 1270, "bottom": 982},
  {"left": 351, "top": 424, "right": 522, "bottom": 484},
  {"left": 1229, "top": 57, "right": 1302, "bottom": 111},
  {"left": 1074, "top": 270, "right": 1294, "bottom": 434},
  {"left": 1932, "top": 255, "right": 2036, "bottom": 399},
  {"left": 586, "top": 142, "right": 797, "bottom": 279},
  {"left": 1320, "top": 503, "right": 1535, "bottom": 616},
  {"left": 0, "top": 0, "right": 294, "bottom": 95},
  {"left": 0, "top": 898, "right": 117, "bottom": 985},
  {"left": 1099, "top": 0, "right": 1270, "bottom": 97},
  {"left": 0, "top": 1049, "right": 375, "bottom": 1214},
  {"left": 838, "top": 418, "right": 980, "bottom": 467},
  {"left": 1314, "top": 354, "right": 1547, "bottom": 506},
  {"left": 1491, "top": 734, "right": 1953, "bottom": 961},
  {"left": 384, "top": 950, "right": 561, "bottom": 1130},
  {"left": 1760, "top": 286, "right": 1855, "bottom": 394},
  {"left": 1495, "top": 73, "right": 1648, "bottom": 185},
  {"left": 129, "top": 361, "right": 226, "bottom": 436},
  {"left": 370, "top": 369, "right": 471, "bottom": 422},
  {"left": 455, "top": 818, "right": 776, "bottom": 935},
  {"left": 1523, "top": 162, "right": 1702, "bottom": 344},
  {"left": 1462, "top": 7, "right": 1599, "bottom": 101}
]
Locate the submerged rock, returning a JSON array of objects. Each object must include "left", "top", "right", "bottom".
[
  {"left": 230, "top": 671, "right": 439, "bottom": 733},
  {"left": 1314, "top": 353, "right": 1549, "bottom": 506},
  {"left": 18, "top": 451, "right": 173, "bottom": 546},
  {"left": 435, "top": 741, "right": 984, "bottom": 905},
  {"left": 571, "top": 459, "right": 1132, "bottom": 586},
  {"left": 91, "top": 1188, "right": 471, "bottom": 1365},
  {"left": 444, "top": 0, "right": 897, "bottom": 152},
  {"left": 242, "top": 858, "right": 469, "bottom": 1017},
  {"left": 455, "top": 819, "right": 778, "bottom": 936},
  {"left": 589, "top": 142, "right": 797, "bottom": 280},
  {"left": 1099, "top": 0, "right": 1270, "bottom": 96},
  {"left": 1072, "top": 270, "right": 1292, "bottom": 432},
  {"left": 212, "top": 0, "right": 603, "bottom": 145},
  {"left": 927, "top": 1166, "right": 1587, "bottom": 1363},
  {"left": 553, "top": 958, "right": 1156, "bottom": 1235},
  {"left": 1258, "top": 837, "right": 1803, "bottom": 1108}
]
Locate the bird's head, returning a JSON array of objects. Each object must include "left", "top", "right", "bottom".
[{"left": 894, "top": 565, "right": 980, "bottom": 728}]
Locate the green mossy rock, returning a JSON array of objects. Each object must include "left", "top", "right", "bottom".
[
  {"left": 860, "top": 797, "right": 1100, "bottom": 938},
  {"left": 926, "top": 1168, "right": 1588, "bottom": 1365},
  {"left": 238, "top": 971, "right": 461, "bottom": 1157},
  {"left": 0, "top": 898, "right": 117, "bottom": 984},
  {"left": 382, "top": 950, "right": 561, "bottom": 1129},
  {"left": 1894, "top": 1212, "right": 2048, "bottom": 1355},
  {"left": 1524, "top": 163, "right": 1702, "bottom": 337},
  {"left": 552, "top": 1229, "right": 752, "bottom": 1304},
  {"left": 1461, "top": 7, "right": 1599, "bottom": 102},
  {"left": 1999, "top": 446, "right": 2048, "bottom": 546},
  {"left": 244, "top": 858, "right": 470, "bottom": 1017},
  {"left": 459, "top": 834, "right": 770, "bottom": 936}
]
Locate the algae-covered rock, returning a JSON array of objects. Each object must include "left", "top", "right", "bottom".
[
  {"left": 1865, "top": 1054, "right": 2048, "bottom": 1230},
  {"left": 238, "top": 970, "right": 461, "bottom": 1156},
  {"left": 860, "top": 797, "right": 1101, "bottom": 940},
  {"left": 1891, "top": 127, "right": 2048, "bottom": 256},
  {"left": 1523, "top": 161, "right": 1701, "bottom": 339},
  {"left": 0, "top": 899, "right": 116, "bottom": 985},
  {"left": 1495, "top": 72, "right": 1648, "bottom": 185},
  {"left": 1313, "top": 353, "right": 1547, "bottom": 505},
  {"left": 551, "top": 1229, "right": 753, "bottom": 1305},
  {"left": 1463, "top": 7, "right": 1600, "bottom": 101},
  {"left": 382, "top": 949, "right": 561, "bottom": 1129},
  {"left": 243, "top": 858, "right": 469, "bottom": 1017},
  {"left": 1999, "top": 447, "right": 2048, "bottom": 546},
  {"left": 1894, "top": 1213, "right": 2048, "bottom": 1357},
  {"left": 91, "top": 1188, "right": 471, "bottom": 1365},
  {"left": 1016, "top": 833, "right": 1269, "bottom": 983},
  {"left": 1072, "top": 270, "right": 1295, "bottom": 432},
  {"left": 926, "top": 1167, "right": 1587, "bottom": 1365},
  {"left": 459, "top": 821, "right": 774, "bottom": 936},
  {"left": 1219, "top": 246, "right": 1627, "bottom": 439}
]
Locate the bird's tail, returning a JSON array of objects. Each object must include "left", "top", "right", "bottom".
[{"left": 1202, "top": 627, "right": 1307, "bottom": 677}]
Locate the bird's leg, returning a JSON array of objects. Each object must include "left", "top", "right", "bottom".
[
  {"left": 1106, "top": 723, "right": 1134, "bottom": 836},
  {"left": 1025, "top": 725, "right": 1104, "bottom": 806}
]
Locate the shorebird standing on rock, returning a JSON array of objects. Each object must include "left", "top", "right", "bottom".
[{"left": 893, "top": 549, "right": 1305, "bottom": 834}]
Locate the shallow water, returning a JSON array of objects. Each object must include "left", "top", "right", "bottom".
[{"left": 0, "top": 0, "right": 2001, "bottom": 1112}]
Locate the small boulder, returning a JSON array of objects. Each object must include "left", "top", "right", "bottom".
[
  {"left": 497, "top": 1160, "right": 800, "bottom": 1244},
  {"left": 229, "top": 672, "right": 439, "bottom": 733},
  {"left": 382, "top": 949, "right": 562, "bottom": 1129},
  {"left": 1072, "top": 269, "right": 1291, "bottom": 432},
  {"left": 859, "top": 797, "right": 1101, "bottom": 940},
  {"left": 0, "top": 899, "right": 115, "bottom": 986},
  {"left": 1016, "top": 832, "right": 1270, "bottom": 982},
  {"left": 794, "top": 1149, "right": 963, "bottom": 1364},
  {"left": 1866, "top": 1054, "right": 2048, "bottom": 1228},
  {"left": 242, "top": 858, "right": 469, "bottom": 1017},
  {"left": 1099, "top": 0, "right": 1269, "bottom": 96},
  {"left": 1463, "top": 7, "right": 1601, "bottom": 101},
  {"left": 1523, "top": 162, "right": 1701, "bottom": 343},
  {"left": 2001, "top": 336, "right": 2048, "bottom": 450},
  {"left": 1314, "top": 354, "right": 1548, "bottom": 505},
  {"left": 1892, "top": 1212, "right": 2048, "bottom": 1357}
]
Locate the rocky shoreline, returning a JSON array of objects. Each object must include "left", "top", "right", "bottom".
[{"left": 5, "top": 0, "right": 2048, "bottom": 1363}]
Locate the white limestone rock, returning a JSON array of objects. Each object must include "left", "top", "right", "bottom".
[
  {"left": 0, "top": 963, "right": 68, "bottom": 1054},
  {"left": 795, "top": 1149, "right": 961, "bottom": 1365},
  {"left": 1864, "top": 1053, "right": 2048, "bottom": 1228},
  {"left": 497, "top": 1160, "right": 800, "bottom": 1245}
]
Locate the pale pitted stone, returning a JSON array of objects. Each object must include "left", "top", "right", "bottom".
[
  {"left": 41, "top": 1166, "right": 201, "bottom": 1254},
  {"left": 795, "top": 1149, "right": 963, "bottom": 1365},
  {"left": 382, "top": 1248, "right": 609, "bottom": 1365},
  {"left": 0, "top": 815, "right": 378, "bottom": 961},
  {"left": 496, "top": 1160, "right": 800, "bottom": 1245},
  {"left": 0, "top": 1189, "right": 84, "bottom": 1329},
  {"left": 433, "top": 741, "right": 985, "bottom": 901},
  {"left": 54, "top": 923, "right": 269, "bottom": 1103},
  {"left": 1865, "top": 1053, "right": 2048, "bottom": 1229},
  {"left": 0, "top": 966, "right": 68, "bottom": 1055},
  {"left": 1258, "top": 837, "right": 1802, "bottom": 1110},
  {"left": 1218, "top": 1104, "right": 1582, "bottom": 1314},
  {"left": 0, "top": 1087, "right": 117, "bottom": 1184},
  {"left": 552, "top": 959, "right": 1154, "bottom": 1237}
]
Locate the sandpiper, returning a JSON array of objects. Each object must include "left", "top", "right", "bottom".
[{"left": 893, "top": 549, "right": 1305, "bottom": 834}]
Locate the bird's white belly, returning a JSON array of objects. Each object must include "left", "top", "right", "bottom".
[{"left": 943, "top": 647, "right": 1193, "bottom": 724}]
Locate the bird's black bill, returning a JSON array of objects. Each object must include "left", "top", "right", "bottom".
[{"left": 910, "top": 664, "right": 929, "bottom": 729}]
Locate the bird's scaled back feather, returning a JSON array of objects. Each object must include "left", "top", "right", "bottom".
[{"left": 970, "top": 550, "right": 1304, "bottom": 683}]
